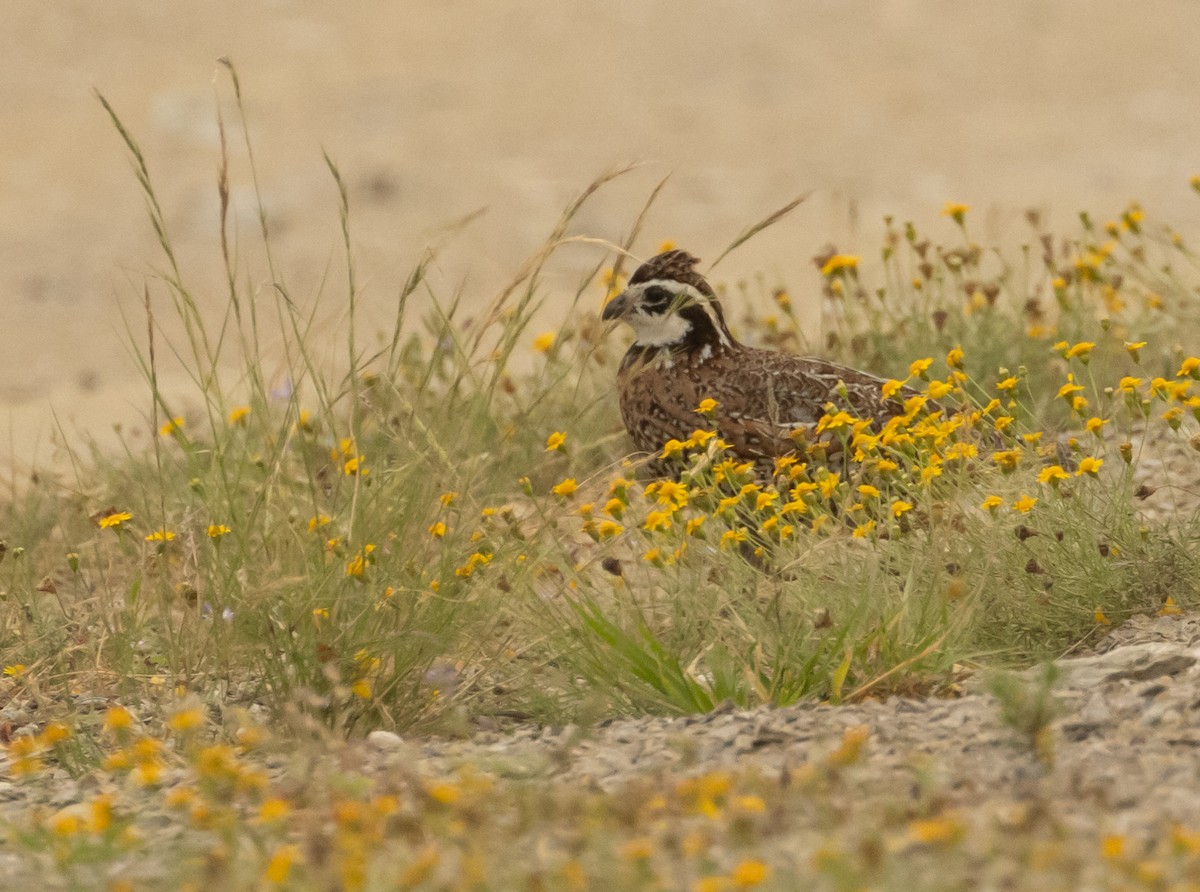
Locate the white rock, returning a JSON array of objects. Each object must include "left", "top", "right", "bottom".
[{"left": 366, "top": 730, "right": 405, "bottom": 752}]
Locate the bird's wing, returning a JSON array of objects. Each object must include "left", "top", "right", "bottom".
[{"left": 702, "top": 351, "right": 908, "bottom": 462}]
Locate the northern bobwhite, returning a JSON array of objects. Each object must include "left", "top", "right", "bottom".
[{"left": 602, "top": 249, "right": 917, "bottom": 473}]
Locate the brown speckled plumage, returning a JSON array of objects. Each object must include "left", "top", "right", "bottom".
[{"left": 602, "top": 249, "right": 911, "bottom": 472}]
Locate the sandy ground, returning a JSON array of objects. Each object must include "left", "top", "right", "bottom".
[{"left": 4, "top": 1, "right": 1200, "bottom": 469}]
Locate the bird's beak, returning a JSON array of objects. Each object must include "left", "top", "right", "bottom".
[{"left": 601, "top": 290, "right": 630, "bottom": 322}]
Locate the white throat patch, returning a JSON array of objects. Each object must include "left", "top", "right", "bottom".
[{"left": 627, "top": 308, "right": 692, "bottom": 347}]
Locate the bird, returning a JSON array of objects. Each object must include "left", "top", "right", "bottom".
[{"left": 601, "top": 249, "right": 922, "bottom": 475}]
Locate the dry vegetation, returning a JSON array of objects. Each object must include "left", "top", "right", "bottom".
[{"left": 4, "top": 72, "right": 1200, "bottom": 888}]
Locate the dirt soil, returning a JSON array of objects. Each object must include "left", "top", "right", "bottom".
[{"left": 5, "top": 1, "right": 1200, "bottom": 468}]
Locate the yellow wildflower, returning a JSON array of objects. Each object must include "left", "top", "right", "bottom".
[
  {"left": 980, "top": 495, "right": 1003, "bottom": 511},
  {"left": 98, "top": 511, "right": 132, "bottom": 530},
  {"left": 820, "top": 254, "right": 859, "bottom": 277},
  {"left": 909, "top": 357, "right": 934, "bottom": 378},
  {"left": 927, "top": 380, "right": 954, "bottom": 400},
  {"left": 159, "top": 416, "right": 184, "bottom": 436},
  {"left": 551, "top": 478, "right": 578, "bottom": 498},
  {"left": 852, "top": 520, "right": 876, "bottom": 538},
  {"left": 1066, "top": 342, "right": 1095, "bottom": 360},
  {"left": 532, "top": 331, "right": 555, "bottom": 353},
  {"left": 1077, "top": 456, "right": 1103, "bottom": 476},
  {"left": 1013, "top": 495, "right": 1038, "bottom": 513},
  {"left": 946, "top": 346, "right": 965, "bottom": 369},
  {"left": 228, "top": 406, "right": 251, "bottom": 426},
  {"left": 828, "top": 725, "right": 869, "bottom": 765},
  {"left": 643, "top": 511, "right": 673, "bottom": 532},
  {"left": 1124, "top": 341, "right": 1146, "bottom": 361},
  {"left": 995, "top": 376, "right": 1018, "bottom": 391},
  {"left": 1038, "top": 465, "right": 1070, "bottom": 485},
  {"left": 754, "top": 491, "right": 779, "bottom": 511},
  {"left": 695, "top": 398, "right": 719, "bottom": 416},
  {"left": 1178, "top": 357, "right": 1200, "bottom": 379},
  {"left": 263, "top": 845, "right": 300, "bottom": 884},
  {"left": 891, "top": 500, "right": 913, "bottom": 518},
  {"left": 167, "top": 708, "right": 204, "bottom": 733},
  {"left": 207, "top": 524, "right": 231, "bottom": 539},
  {"left": 428, "top": 521, "right": 446, "bottom": 538},
  {"left": 720, "top": 529, "right": 748, "bottom": 549},
  {"left": 51, "top": 813, "right": 81, "bottom": 837},
  {"left": 1094, "top": 608, "right": 1111, "bottom": 625},
  {"left": 817, "top": 409, "right": 855, "bottom": 432},
  {"left": 345, "top": 544, "right": 376, "bottom": 578},
  {"left": 545, "top": 431, "right": 567, "bottom": 452},
  {"left": 728, "top": 795, "right": 766, "bottom": 816},
  {"left": 144, "top": 529, "right": 175, "bottom": 543},
  {"left": 661, "top": 438, "right": 687, "bottom": 459},
  {"left": 731, "top": 859, "right": 770, "bottom": 887},
  {"left": 103, "top": 706, "right": 133, "bottom": 732},
  {"left": 791, "top": 480, "right": 818, "bottom": 499},
  {"left": 909, "top": 815, "right": 965, "bottom": 846},
  {"left": 882, "top": 379, "right": 906, "bottom": 399},
  {"left": 88, "top": 794, "right": 112, "bottom": 833},
  {"left": 1160, "top": 596, "right": 1183, "bottom": 617},
  {"left": 992, "top": 450, "right": 1020, "bottom": 472},
  {"left": 1117, "top": 376, "right": 1143, "bottom": 393},
  {"left": 1057, "top": 378, "right": 1085, "bottom": 400},
  {"left": 941, "top": 201, "right": 970, "bottom": 223},
  {"left": 717, "top": 495, "right": 742, "bottom": 512}
]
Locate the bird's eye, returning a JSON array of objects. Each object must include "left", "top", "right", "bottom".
[{"left": 642, "top": 286, "right": 674, "bottom": 312}]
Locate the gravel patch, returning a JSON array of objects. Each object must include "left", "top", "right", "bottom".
[{"left": 356, "top": 613, "right": 1200, "bottom": 834}]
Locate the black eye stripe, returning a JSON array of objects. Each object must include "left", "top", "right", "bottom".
[{"left": 642, "top": 286, "right": 676, "bottom": 313}]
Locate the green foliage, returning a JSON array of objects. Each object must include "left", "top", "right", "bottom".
[{"left": 986, "top": 662, "right": 1062, "bottom": 766}]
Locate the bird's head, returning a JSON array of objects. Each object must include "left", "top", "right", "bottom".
[{"left": 601, "top": 249, "right": 735, "bottom": 351}]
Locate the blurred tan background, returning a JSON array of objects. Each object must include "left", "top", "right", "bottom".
[{"left": 4, "top": 1, "right": 1200, "bottom": 468}]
